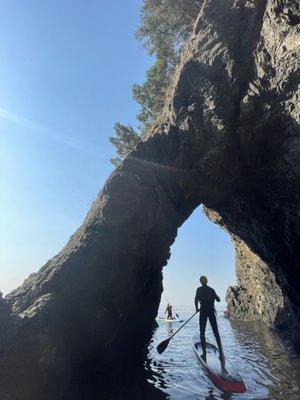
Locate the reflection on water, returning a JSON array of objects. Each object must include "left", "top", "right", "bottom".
[{"left": 146, "top": 307, "right": 300, "bottom": 400}]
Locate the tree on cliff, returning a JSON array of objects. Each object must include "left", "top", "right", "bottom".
[
  {"left": 109, "top": 0, "right": 201, "bottom": 166},
  {"left": 109, "top": 123, "right": 141, "bottom": 167}
]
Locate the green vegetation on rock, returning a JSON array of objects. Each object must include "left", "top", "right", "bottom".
[{"left": 109, "top": 0, "right": 201, "bottom": 166}]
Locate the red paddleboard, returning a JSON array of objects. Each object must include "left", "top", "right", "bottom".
[{"left": 192, "top": 335, "right": 247, "bottom": 393}]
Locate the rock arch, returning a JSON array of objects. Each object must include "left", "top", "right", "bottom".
[{"left": 0, "top": 0, "right": 299, "bottom": 398}]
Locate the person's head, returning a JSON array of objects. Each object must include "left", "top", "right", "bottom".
[{"left": 200, "top": 276, "right": 208, "bottom": 286}]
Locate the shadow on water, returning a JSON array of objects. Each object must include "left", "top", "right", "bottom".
[{"left": 145, "top": 308, "right": 300, "bottom": 400}]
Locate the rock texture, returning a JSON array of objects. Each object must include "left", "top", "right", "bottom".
[
  {"left": 0, "top": 0, "right": 299, "bottom": 398},
  {"left": 226, "top": 238, "right": 297, "bottom": 349},
  {"left": 226, "top": 237, "right": 287, "bottom": 324}
]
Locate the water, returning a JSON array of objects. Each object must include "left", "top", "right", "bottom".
[{"left": 146, "top": 307, "right": 300, "bottom": 400}]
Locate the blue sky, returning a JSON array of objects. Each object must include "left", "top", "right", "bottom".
[{"left": 0, "top": 0, "right": 235, "bottom": 305}]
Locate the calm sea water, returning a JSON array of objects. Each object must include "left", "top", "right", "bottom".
[{"left": 146, "top": 307, "right": 300, "bottom": 400}]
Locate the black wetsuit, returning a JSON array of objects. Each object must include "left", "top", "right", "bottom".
[
  {"left": 166, "top": 305, "right": 173, "bottom": 319},
  {"left": 194, "top": 285, "right": 223, "bottom": 354}
]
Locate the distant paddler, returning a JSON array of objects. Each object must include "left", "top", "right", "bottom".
[
  {"left": 165, "top": 303, "right": 174, "bottom": 320},
  {"left": 194, "top": 276, "right": 225, "bottom": 365}
]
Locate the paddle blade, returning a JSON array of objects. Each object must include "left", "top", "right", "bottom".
[{"left": 156, "top": 338, "right": 170, "bottom": 354}]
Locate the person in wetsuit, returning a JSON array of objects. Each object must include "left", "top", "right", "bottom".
[
  {"left": 194, "top": 276, "right": 225, "bottom": 363},
  {"left": 165, "top": 303, "right": 173, "bottom": 319}
]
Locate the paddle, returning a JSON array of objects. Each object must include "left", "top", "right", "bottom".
[
  {"left": 165, "top": 296, "right": 179, "bottom": 318},
  {"left": 156, "top": 310, "right": 199, "bottom": 354}
]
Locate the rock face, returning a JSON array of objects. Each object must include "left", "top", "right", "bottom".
[
  {"left": 226, "top": 238, "right": 296, "bottom": 349},
  {"left": 226, "top": 237, "right": 288, "bottom": 325},
  {"left": 0, "top": 0, "right": 299, "bottom": 398}
]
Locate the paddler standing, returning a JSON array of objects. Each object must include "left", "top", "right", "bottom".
[
  {"left": 194, "top": 276, "right": 225, "bottom": 364},
  {"left": 165, "top": 303, "right": 173, "bottom": 319}
]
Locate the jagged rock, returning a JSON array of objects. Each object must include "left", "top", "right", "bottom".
[
  {"left": 0, "top": 0, "right": 299, "bottom": 398},
  {"left": 225, "top": 238, "right": 297, "bottom": 350}
]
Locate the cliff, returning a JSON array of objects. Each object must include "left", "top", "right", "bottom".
[
  {"left": 226, "top": 237, "right": 297, "bottom": 350},
  {"left": 0, "top": 1, "right": 299, "bottom": 399}
]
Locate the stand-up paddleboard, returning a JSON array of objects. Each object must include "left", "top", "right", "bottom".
[
  {"left": 156, "top": 317, "right": 184, "bottom": 323},
  {"left": 192, "top": 335, "right": 246, "bottom": 393}
]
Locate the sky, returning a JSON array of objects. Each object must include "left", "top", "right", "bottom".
[{"left": 0, "top": 0, "right": 235, "bottom": 305}]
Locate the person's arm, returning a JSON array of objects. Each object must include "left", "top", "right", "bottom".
[
  {"left": 214, "top": 290, "right": 220, "bottom": 302},
  {"left": 194, "top": 289, "right": 199, "bottom": 311}
]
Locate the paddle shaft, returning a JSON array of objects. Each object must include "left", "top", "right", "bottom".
[
  {"left": 156, "top": 310, "right": 199, "bottom": 354},
  {"left": 167, "top": 310, "right": 199, "bottom": 341},
  {"left": 165, "top": 296, "right": 179, "bottom": 317}
]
